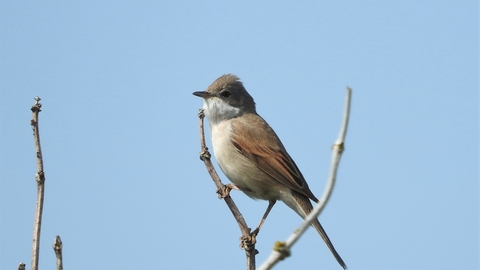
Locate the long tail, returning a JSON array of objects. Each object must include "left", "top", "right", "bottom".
[
  {"left": 311, "top": 218, "right": 347, "bottom": 269},
  {"left": 291, "top": 192, "right": 348, "bottom": 269}
]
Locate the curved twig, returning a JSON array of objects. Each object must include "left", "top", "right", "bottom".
[{"left": 258, "top": 87, "right": 352, "bottom": 270}]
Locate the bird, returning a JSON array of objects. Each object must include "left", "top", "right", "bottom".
[{"left": 193, "top": 74, "right": 347, "bottom": 269}]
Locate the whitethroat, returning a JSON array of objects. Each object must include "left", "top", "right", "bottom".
[{"left": 193, "top": 74, "right": 347, "bottom": 269}]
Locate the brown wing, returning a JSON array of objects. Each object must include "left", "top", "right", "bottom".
[{"left": 230, "top": 113, "right": 318, "bottom": 201}]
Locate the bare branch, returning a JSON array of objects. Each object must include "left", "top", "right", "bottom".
[
  {"left": 319, "top": 86, "right": 352, "bottom": 214},
  {"left": 30, "top": 96, "right": 46, "bottom": 270},
  {"left": 258, "top": 87, "right": 352, "bottom": 270},
  {"left": 197, "top": 109, "right": 257, "bottom": 270}
]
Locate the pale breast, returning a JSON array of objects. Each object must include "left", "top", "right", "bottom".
[{"left": 210, "top": 119, "right": 288, "bottom": 201}]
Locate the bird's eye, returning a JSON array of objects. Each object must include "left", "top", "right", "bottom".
[{"left": 220, "top": 90, "right": 231, "bottom": 98}]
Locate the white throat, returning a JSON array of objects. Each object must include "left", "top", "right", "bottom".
[{"left": 203, "top": 98, "right": 242, "bottom": 127}]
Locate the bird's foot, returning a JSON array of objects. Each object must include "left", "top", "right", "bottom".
[
  {"left": 216, "top": 183, "right": 238, "bottom": 199},
  {"left": 240, "top": 232, "right": 259, "bottom": 254}
]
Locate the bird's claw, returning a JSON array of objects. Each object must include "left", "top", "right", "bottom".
[
  {"left": 216, "top": 184, "right": 236, "bottom": 199},
  {"left": 240, "top": 232, "right": 258, "bottom": 254}
]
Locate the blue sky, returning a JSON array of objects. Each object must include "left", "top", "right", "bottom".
[{"left": 1, "top": 1, "right": 478, "bottom": 269}]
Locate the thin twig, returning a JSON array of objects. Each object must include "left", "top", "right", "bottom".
[
  {"left": 53, "top": 236, "right": 63, "bottom": 270},
  {"left": 197, "top": 109, "right": 257, "bottom": 270},
  {"left": 258, "top": 87, "right": 352, "bottom": 270},
  {"left": 319, "top": 86, "right": 352, "bottom": 214},
  {"left": 30, "top": 96, "right": 46, "bottom": 270}
]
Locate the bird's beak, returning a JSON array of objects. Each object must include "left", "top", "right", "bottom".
[{"left": 192, "top": 91, "right": 212, "bottom": 99}]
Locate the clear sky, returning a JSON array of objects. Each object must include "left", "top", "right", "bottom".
[{"left": 1, "top": 1, "right": 478, "bottom": 269}]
